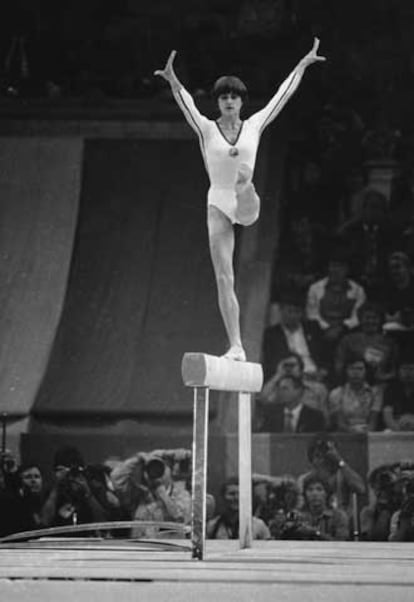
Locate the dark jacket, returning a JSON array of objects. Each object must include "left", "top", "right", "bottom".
[
  {"left": 262, "top": 320, "right": 326, "bottom": 381},
  {"left": 260, "top": 403, "right": 326, "bottom": 433}
]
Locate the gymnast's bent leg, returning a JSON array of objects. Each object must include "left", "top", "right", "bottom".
[{"left": 207, "top": 204, "right": 246, "bottom": 361}]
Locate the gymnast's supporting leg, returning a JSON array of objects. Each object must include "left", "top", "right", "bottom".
[{"left": 207, "top": 205, "right": 246, "bottom": 361}]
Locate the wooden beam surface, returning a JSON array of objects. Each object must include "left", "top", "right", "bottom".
[{"left": 181, "top": 353, "right": 263, "bottom": 393}]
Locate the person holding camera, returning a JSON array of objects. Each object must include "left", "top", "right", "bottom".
[
  {"left": 40, "top": 446, "right": 108, "bottom": 529},
  {"left": 388, "top": 464, "right": 414, "bottom": 542},
  {"left": 293, "top": 473, "right": 349, "bottom": 540},
  {"left": 297, "top": 434, "right": 366, "bottom": 514},
  {"left": 360, "top": 464, "right": 402, "bottom": 541},
  {"left": 111, "top": 449, "right": 192, "bottom": 539}
]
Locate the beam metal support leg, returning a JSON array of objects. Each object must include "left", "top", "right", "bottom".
[
  {"left": 191, "top": 386, "right": 209, "bottom": 560},
  {"left": 238, "top": 391, "right": 252, "bottom": 549}
]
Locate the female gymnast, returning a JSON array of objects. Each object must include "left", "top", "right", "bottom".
[{"left": 155, "top": 38, "right": 326, "bottom": 361}]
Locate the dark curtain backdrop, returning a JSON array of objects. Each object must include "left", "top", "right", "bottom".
[{"left": 34, "top": 138, "right": 222, "bottom": 417}]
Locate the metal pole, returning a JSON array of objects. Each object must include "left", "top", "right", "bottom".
[
  {"left": 238, "top": 392, "right": 252, "bottom": 548},
  {"left": 191, "top": 386, "right": 209, "bottom": 560}
]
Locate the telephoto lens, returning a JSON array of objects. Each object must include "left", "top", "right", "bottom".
[{"left": 145, "top": 457, "right": 166, "bottom": 480}]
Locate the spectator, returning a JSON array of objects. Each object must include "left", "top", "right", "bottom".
[
  {"left": 40, "top": 446, "right": 108, "bottom": 530},
  {"left": 252, "top": 473, "right": 299, "bottom": 530},
  {"left": 382, "top": 356, "right": 414, "bottom": 431},
  {"left": 259, "top": 352, "right": 329, "bottom": 418},
  {"left": 258, "top": 374, "right": 326, "bottom": 433},
  {"left": 297, "top": 434, "right": 366, "bottom": 514},
  {"left": 335, "top": 301, "right": 398, "bottom": 385},
  {"left": 0, "top": 451, "right": 34, "bottom": 537},
  {"left": 383, "top": 251, "right": 414, "bottom": 334},
  {"left": 337, "top": 188, "right": 398, "bottom": 295},
  {"left": 306, "top": 247, "right": 366, "bottom": 343},
  {"left": 388, "top": 464, "right": 414, "bottom": 541},
  {"left": 17, "top": 463, "right": 46, "bottom": 531},
  {"left": 84, "top": 464, "right": 125, "bottom": 523},
  {"left": 328, "top": 358, "right": 383, "bottom": 433},
  {"left": 295, "top": 473, "right": 349, "bottom": 540},
  {"left": 360, "top": 464, "right": 402, "bottom": 541},
  {"left": 262, "top": 289, "right": 327, "bottom": 382},
  {"left": 111, "top": 448, "right": 192, "bottom": 539},
  {"left": 207, "top": 476, "right": 270, "bottom": 540}
]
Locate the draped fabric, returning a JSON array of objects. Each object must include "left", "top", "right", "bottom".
[
  {"left": 0, "top": 137, "right": 82, "bottom": 415},
  {"left": 33, "top": 139, "right": 222, "bottom": 417}
]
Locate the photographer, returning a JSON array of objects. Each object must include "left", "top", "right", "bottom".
[
  {"left": 388, "top": 464, "right": 414, "bottom": 542},
  {"left": 40, "top": 446, "right": 108, "bottom": 529},
  {"left": 253, "top": 473, "right": 299, "bottom": 529},
  {"left": 298, "top": 434, "right": 366, "bottom": 513},
  {"left": 111, "top": 448, "right": 192, "bottom": 539},
  {"left": 294, "top": 473, "right": 350, "bottom": 540},
  {"left": 360, "top": 464, "right": 401, "bottom": 541}
]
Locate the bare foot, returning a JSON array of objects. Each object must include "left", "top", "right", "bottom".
[{"left": 222, "top": 346, "right": 247, "bottom": 362}]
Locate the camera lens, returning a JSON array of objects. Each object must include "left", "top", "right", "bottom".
[{"left": 146, "top": 458, "right": 165, "bottom": 480}]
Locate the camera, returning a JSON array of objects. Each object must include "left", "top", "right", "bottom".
[{"left": 145, "top": 457, "right": 167, "bottom": 481}]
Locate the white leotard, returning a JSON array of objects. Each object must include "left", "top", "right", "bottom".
[{"left": 174, "top": 65, "right": 304, "bottom": 223}]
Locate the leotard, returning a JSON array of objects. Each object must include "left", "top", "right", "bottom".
[{"left": 173, "top": 65, "right": 305, "bottom": 223}]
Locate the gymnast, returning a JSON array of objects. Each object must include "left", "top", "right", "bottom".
[{"left": 155, "top": 38, "right": 326, "bottom": 361}]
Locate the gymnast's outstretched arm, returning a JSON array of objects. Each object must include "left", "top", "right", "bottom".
[
  {"left": 249, "top": 37, "right": 326, "bottom": 134},
  {"left": 154, "top": 50, "right": 208, "bottom": 136}
]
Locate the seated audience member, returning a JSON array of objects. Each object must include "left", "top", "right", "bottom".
[
  {"left": 294, "top": 473, "right": 349, "bottom": 541},
  {"left": 251, "top": 474, "right": 304, "bottom": 540},
  {"left": 306, "top": 248, "right": 366, "bottom": 355},
  {"left": 297, "top": 435, "right": 366, "bottom": 514},
  {"left": 40, "top": 446, "right": 109, "bottom": 530},
  {"left": 383, "top": 252, "right": 414, "bottom": 336},
  {"left": 0, "top": 451, "right": 34, "bottom": 537},
  {"left": 17, "top": 463, "right": 47, "bottom": 530},
  {"left": 334, "top": 302, "right": 398, "bottom": 385},
  {"left": 259, "top": 352, "right": 328, "bottom": 418},
  {"left": 328, "top": 358, "right": 383, "bottom": 433},
  {"left": 388, "top": 463, "right": 414, "bottom": 542},
  {"left": 207, "top": 477, "right": 270, "bottom": 540},
  {"left": 382, "top": 355, "right": 414, "bottom": 431},
  {"left": 111, "top": 448, "right": 192, "bottom": 538},
  {"left": 252, "top": 473, "right": 299, "bottom": 529},
  {"left": 360, "top": 464, "right": 402, "bottom": 541},
  {"left": 262, "top": 289, "right": 327, "bottom": 382},
  {"left": 258, "top": 374, "right": 326, "bottom": 433},
  {"left": 337, "top": 188, "right": 397, "bottom": 295}
]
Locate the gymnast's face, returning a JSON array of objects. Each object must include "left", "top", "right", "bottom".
[{"left": 217, "top": 92, "right": 243, "bottom": 117}]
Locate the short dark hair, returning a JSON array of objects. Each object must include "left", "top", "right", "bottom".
[
  {"left": 212, "top": 76, "right": 248, "bottom": 101},
  {"left": 303, "top": 472, "right": 332, "bottom": 497},
  {"left": 279, "top": 352, "right": 305, "bottom": 372},
  {"left": 357, "top": 301, "right": 385, "bottom": 323}
]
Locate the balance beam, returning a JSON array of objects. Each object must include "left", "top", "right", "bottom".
[
  {"left": 182, "top": 353, "right": 263, "bottom": 560},
  {"left": 181, "top": 353, "right": 263, "bottom": 393}
]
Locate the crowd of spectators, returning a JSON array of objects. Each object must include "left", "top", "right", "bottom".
[
  {"left": 1, "top": 439, "right": 413, "bottom": 542},
  {"left": 261, "top": 149, "right": 414, "bottom": 436}
]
